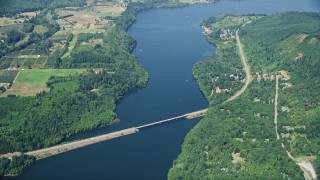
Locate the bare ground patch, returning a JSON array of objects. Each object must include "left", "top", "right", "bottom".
[
  {"left": 91, "top": 6, "right": 125, "bottom": 16},
  {"left": 19, "top": 11, "right": 38, "bottom": 18},
  {"left": 308, "top": 37, "right": 317, "bottom": 45},
  {"left": 66, "top": 13, "right": 104, "bottom": 24},
  {"left": 232, "top": 152, "right": 245, "bottom": 164},
  {"left": 0, "top": 82, "right": 47, "bottom": 97},
  {"left": 294, "top": 52, "right": 303, "bottom": 61},
  {"left": 297, "top": 34, "right": 308, "bottom": 43},
  {"left": 278, "top": 70, "right": 290, "bottom": 80}
]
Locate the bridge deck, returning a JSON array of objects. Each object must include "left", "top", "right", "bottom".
[
  {"left": 136, "top": 109, "right": 207, "bottom": 129},
  {"left": 0, "top": 109, "right": 208, "bottom": 160},
  {"left": 136, "top": 114, "right": 187, "bottom": 129}
]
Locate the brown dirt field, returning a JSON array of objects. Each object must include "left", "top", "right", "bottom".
[
  {"left": 65, "top": 12, "right": 108, "bottom": 29},
  {"left": 19, "top": 12, "right": 37, "bottom": 18},
  {"left": 0, "top": 17, "right": 24, "bottom": 26},
  {"left": 66, "top": 13, "right": 97, "bottom": 24},
  {"left": 92, "top": 6, "right": 125, "bottom": 15},
  {"left": 56, "top": 28, "right": 107, "bottom": 35},
  {"left": 0, "top": 82, "right": 47, "bottom": 97}
]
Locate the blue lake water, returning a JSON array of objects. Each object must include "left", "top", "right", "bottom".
[{"left": 12, "top": 0, "right": 320, "bottom": 179}]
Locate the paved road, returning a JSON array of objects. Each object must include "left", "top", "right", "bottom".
[{"left": 225, "top": 29, "right": 252, "bottom": 102}]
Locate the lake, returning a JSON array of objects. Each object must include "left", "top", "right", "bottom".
[{"left": 12, "top": 0, "right": 320, "bottom": 179}]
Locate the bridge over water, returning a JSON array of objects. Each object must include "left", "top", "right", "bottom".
[
  {"left": 0, "top": 109, "right": 208, "bottom": 160},
  {"left": 136, "top": 109, "right": 207, "bottom": 129}
]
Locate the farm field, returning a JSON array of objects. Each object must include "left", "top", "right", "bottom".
[
  {"left": 0, "top": 57, "right": 15, "bottom": 69},
  {"left": 1, "top": 47, "right": 49, "bottom": 70},
  {"left": 16, "top": 69, "right": 85, "bottom": 83},
  {"left": 21, "top": 58, "right": 38, "bottom": 69},
  {"left": 0, "top": 69, "right": 85, "bottom": 97},
  {"left": 0, "top": 70, "right": 19, "bottom": 83}
]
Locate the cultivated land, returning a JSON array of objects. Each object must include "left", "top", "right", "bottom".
[
  {"left": 0, "top": 0, "right": 152, "bottom": 176},
  {"left": 0, "top": 69, "right": 85, "bottom": 97},
  {"left": 1, "top": 0, "right": 318, "bottom": 179},
  {"left": 16, "top": 69, "right": 85, "bottom": 83},
  {"left": 0, "top": 24, "right": 253, "bottom": 164}
]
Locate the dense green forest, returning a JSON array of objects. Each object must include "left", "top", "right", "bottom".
[
  {"left": 240, "top": 12, "right": 320, "bottom": 171},
  {"left": 0, "top": 0, "right": 86, "bottom": 17},
  {"left": 1, "top": 0, "right": 319, "bottom": 178},
  {"left": 0, "top": 155, "right": 35, "bottom": 176},
  {"left": 169, "top": 12, "right": 320, "bottom": 179},
  {"left": 0, "top": 0, "right": 153, "bottom": 176},
  {"left": 0, "top": 67, "right": 147, "bottom": 153},
  {"left": 0, "top": 0, "right": 188, "bottom": 175},
  {"left": 114, "top": 0, "right": 185, "bottom": 30}
]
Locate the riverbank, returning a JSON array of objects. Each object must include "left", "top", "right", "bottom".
[
  {"left": 169, "top": 12, "right": 320, "bottom": 179},
  {"left": 1, "top": 109, "right": 208, "bottom": 161}
]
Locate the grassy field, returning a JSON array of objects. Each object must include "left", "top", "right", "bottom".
[
  {"left": 16, "top": 69, "right": 85, "bottom": 83},
  {"left": 0, "top": 17, "right": 24, "bottom": 27},
  {"left": 34, "top": 25, "right": 48, "bottom": 34},
  {"left": 85, "top": 5, "right": 124, "bottom": 17},
  {"left": 1, "top": 69, "right": 86, "bottom": 97},
  {"left": 211, "top": 15, "right": 261, "bottom": 29}
]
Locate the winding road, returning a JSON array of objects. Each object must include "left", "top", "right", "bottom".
[
  {"left": 275, "top": 75, "right": 280, "bottom": 140},
  {"left": 274, "top": 75, "right": 317, "bottom": 180},
  {"left": 225, "top": 29, "right": 252, "bottom": 103}
]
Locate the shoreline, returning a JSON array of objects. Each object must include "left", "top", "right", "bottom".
[{"left": 0, "top": 128, "right": 139, "bottom": 161}]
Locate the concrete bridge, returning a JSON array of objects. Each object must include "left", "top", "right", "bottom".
[
  {"left": 136, "top": 109, "right": 207, "bottom": 129},
  {"left": 0, "top": 109, "right": 207, "bottom": 160}
]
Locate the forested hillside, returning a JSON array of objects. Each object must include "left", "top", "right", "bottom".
[
  {"left": 169, "top": 12, "right": 320, "bottom": 179},
  {"left": 0, "top": 0, "right": 194, "bottom": 175},
  {"left": 0, "top": 0, "right": 86, "bottom": 17},
  {"left": 0, "top": 0, "right": 152, "bottom": 176},
  {"left": 0, "top": 32, "right": 148, "bottom": 176}
]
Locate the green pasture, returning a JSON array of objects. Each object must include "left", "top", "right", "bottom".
[{"left": 16, "top": 69, "right": 86, "bottom": 83}]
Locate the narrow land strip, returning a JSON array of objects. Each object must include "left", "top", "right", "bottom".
[{"left": 1, "top": 128, "right": 139, "bottom": 160}]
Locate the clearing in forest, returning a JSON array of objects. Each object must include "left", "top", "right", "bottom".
[{"left": 0, "top": 69, "right": 85, "bottom": 97}]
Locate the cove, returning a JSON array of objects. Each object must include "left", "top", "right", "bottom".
[{"left": 11, "top": 0, "right": 320, "bottom": 179}]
